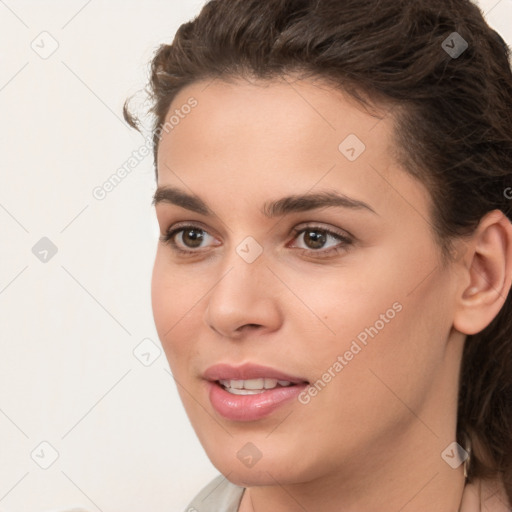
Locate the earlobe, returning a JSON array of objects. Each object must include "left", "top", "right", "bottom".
[{"left": 453, "top": 210, "right": 512, "bottom": 336}]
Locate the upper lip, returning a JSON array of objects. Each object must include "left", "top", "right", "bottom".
[{"left": 203, "top": 363, "right": 309, "bottom": 384}]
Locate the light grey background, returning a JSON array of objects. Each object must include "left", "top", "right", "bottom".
[{"left": 1, "top": 1, "right": 511, "bottom": 511}]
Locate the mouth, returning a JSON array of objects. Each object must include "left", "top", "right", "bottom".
[{"left": 203, "top": 363, "right": 310, "bottom": 421}]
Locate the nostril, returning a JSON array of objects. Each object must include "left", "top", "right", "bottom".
[{"left": 237, "top": 323, "right": 261, "bottom": 332}]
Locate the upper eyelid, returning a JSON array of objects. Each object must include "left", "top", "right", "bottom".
[
  {"left": 291, "top": 224, "right": 353, "bottom": 239},
  {"left": 158, "top": 208, "right": 356, "bottom": 236},
  {"left": 166, "top": 221, "right": 350, "bottom": 236}
]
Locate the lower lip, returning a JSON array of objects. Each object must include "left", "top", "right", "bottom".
[{"left": 207, "top": 381, "right": 308, "bottom": 422}]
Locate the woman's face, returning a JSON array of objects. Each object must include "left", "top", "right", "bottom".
[{"left": 152, "top": 77, "right": 463, "bottom": 486}]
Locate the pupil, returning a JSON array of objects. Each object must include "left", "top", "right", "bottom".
[
  {"left": 183, "top": 229, "right": 204, "bottom": 248},
  {"left": 305, "top": 230, "right": 326, "bottom": 249}
]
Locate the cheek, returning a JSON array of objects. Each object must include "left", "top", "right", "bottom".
[
  {"left": 318, "top": 272, "right": 452, "bottom": 432},
  {"left": 296, "top": 249, "right": 448, "bottom": 403},
  {"left": 290, "top": 265, "right": 402, "bottom": 343},
  {"left": 150, "top": 254, "right": 200, "bottom": 364}
]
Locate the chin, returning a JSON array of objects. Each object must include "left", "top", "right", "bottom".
[
  {"left": 217, "top": 465, "right": 303, "bottom": 488},
  {"left": 222, "top": 468, "right": 278, "bottom": 487},
  {"left": 204, "top": 442, "right": 315, "bottom": 487}
]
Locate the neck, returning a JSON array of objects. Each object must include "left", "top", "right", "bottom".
[{"left": 240, "top": 432, "right": 467, "bottom": 512}]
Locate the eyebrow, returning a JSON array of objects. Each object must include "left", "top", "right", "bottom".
[{"left": 152, "top": 186, "right": 378, "bottom": 217}]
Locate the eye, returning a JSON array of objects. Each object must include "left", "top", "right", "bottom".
[
  {"left": 159, "top": 224, "right": 219, "bottom": 254},
  {"left": 288, "top": 225, "right": 353, "bottom": 257},
  {"left": 159, "top": 223, "right": 353, "bottom": 258}
]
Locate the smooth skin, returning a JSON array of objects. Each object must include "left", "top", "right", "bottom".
[{"left": 151, "top": 75, "right": 512, "bottom": 512}]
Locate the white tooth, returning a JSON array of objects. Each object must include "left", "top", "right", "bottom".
[
  {"left": 277, "top": 380, "right": 292, "bottom": 386},
  {"left": 219, "top": 379, "right": 230, "bottom": 387},
  {"left": 230, "top": 380, "right": 244, "bottom": 389},
  {"left": 226, "top": 388, "right": 266, "bottom": 395},
  {"left": 264, "top": 378, "right": 278, "bottom": 389},
  {"left": 243, "top": 378, "right": 265, "bottom": 390}
]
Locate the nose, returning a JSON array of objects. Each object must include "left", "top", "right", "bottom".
[{"left": 204, "top": 249, "right": 283, "bottom": 339}]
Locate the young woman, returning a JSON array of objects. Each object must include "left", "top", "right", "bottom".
[{"left": 124, "top": 0, "right": 512, "bottom": 510}]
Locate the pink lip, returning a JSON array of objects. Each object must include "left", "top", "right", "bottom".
[{"left": 203, "top": 363, "right": 309, "bottom": 422}]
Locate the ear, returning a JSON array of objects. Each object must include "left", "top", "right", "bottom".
[{"left": 453, "top": 210, "right": 512, "bottom": 335}]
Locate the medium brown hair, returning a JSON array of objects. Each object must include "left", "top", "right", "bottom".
[{"left": 124, "top": 0, "right": 512, "bottom": 501}]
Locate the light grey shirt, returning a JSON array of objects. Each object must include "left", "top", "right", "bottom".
[
  {"left": 184, "top": 473, "right": 512, "bottom": 511},
  {"left": 185, "top": 475, "right": 245, "bottom": 512}
]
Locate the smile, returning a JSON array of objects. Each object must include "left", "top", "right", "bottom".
[{"left": 218, "top": 378, "right": 293, "bottom": 394}]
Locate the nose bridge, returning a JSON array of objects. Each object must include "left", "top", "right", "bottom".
[{"left": 211, "top": 237, "right": 269, "bottom": 306}]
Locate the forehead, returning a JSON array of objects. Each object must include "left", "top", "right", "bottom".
[
  {"left": 165, "top": 75, "right": 388, "bottom": 148},
  {"left": 155, "top": 76, "right": 432, "bottom": 226},
  {"left": 158, "top": 76, "right": 390, "bottom": 172}
]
